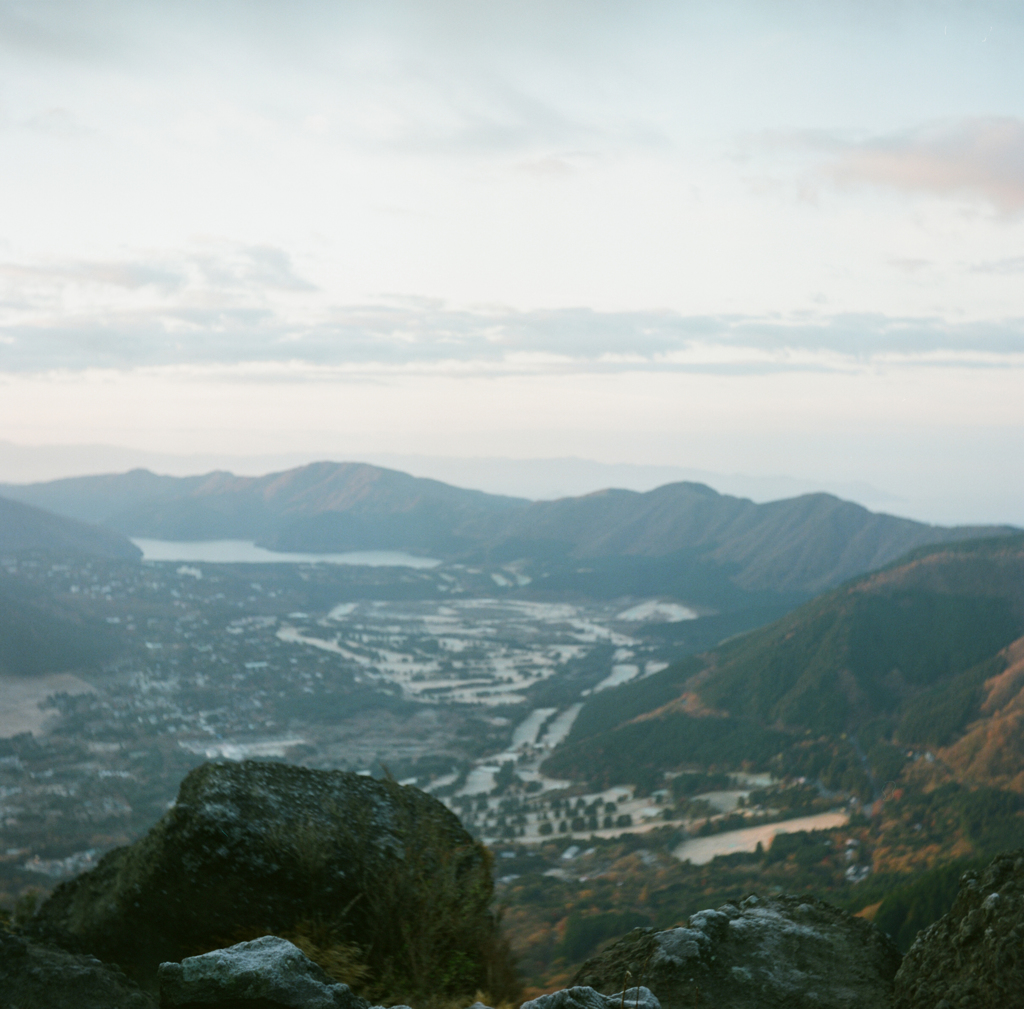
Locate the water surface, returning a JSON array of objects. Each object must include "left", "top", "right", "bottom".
[
  {"left": 133, "top": 538, "right": 440, "bottom": 567},
  {"left": 673, "top": 811, "right": 850, "bottom": 865}
]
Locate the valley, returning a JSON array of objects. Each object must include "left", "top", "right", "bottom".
[
  {"left": 2, "top": 472, "right": 1024, "bottom": 997},
  {"left": 0, "top": 545, "right": 708, "bottom": 901}
]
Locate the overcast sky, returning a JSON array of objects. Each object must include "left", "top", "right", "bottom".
[{"left": 1, "top": 1, "right": 1022, "bottom": 522}]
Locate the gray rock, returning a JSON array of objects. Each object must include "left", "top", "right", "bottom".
[
  {"left": 522, "top": 986, "right": 659, "bottom": 1009},
  {"left": 572, "top": 895, "right": 902, "bottom": 1009},
  {"left": 893, "top": 849, "right": 1024, "bottom": 1009},
  {"left": 0, "top": 928, "right": 157, "bottom": 1009},
  {"left": 159, "top": 935, "right": 367, "bottom": 1008},
  {"left": 31, "top": 760, "right": 507, "bottom": 1002}
]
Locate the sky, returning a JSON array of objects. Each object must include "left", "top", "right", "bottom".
[{"left": 0, "top": 0, "right": 1023, "bottom": 523}]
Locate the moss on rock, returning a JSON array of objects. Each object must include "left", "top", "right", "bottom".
[{"left": 32, "top": 761, "right": 517, "bottom": 1005}]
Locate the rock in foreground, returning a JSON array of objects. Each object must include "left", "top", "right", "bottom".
[
  {"left": 893, "top": 849, "right": 1024, "bottom": 1008},
  {"left": 0, "top": 928, "right": 157, "bottom": 1009},
  {"left": 573, "top": 894, "right": 902, "bottom": 1009},
  {"left": 522, "top": 986, "right": 659, "bottom": 1009},
  {"left": 159, "top": 935, "right": 368, "bottom": 1009},
  {"left": 32, "top": 761, "right": 511, "bottom": 1003}
]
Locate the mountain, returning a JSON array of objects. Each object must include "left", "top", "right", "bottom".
[
  {"left": 695, "top": 535, "right": 1024, "bottom": 735},
  {"left": 542, "top": 535, "right": 1024, "bottom": 788},
  {"left": 0, "top": 462, "right": 527, "bottom": 554},
  {"left": 0, "top": 497, "right": 136, "bottom": 675},
  {"left": 940, "top": 635, "right": 1024, "bottom": 792},
  {"left": 0, "top": 495, "right": 142, "bottom": 561},
  {"left": 1, "top": 462, "right": 1014, "bottom": 605},
  {"left": 0, "top": 570, "right": 122, "bottom": 676},
  {"left": 477, "top": 482, "right": 1011, "bottom": 595}
]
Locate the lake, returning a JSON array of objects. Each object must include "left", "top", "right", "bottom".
[
  {"left": 673, "top": 811, "right": 850, "bottom": 865},
  {"left": 132, "top": 539, "right": 441, "bottom": 567}
]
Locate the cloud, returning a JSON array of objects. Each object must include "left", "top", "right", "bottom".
[
  {"left": 972, "top": 256, "right": 1024, "bottom": 274},
  {"left": 188, "top": 246, "right": 318, "bottom": 293},
  {"left": 0, "top": 244, "right": 314, "bottom": 299},
  {"left": 1, "top": 251, "right": 1022, "bottom": 376},
  {"left": 0, "top": 260, "right": 185, "bottom": 293},
  {"left": 824, "top": 117, "right": 1024, "bottom": 213},
  {"left": 0, "top": 4, "right": 117, "bottom": 63}
]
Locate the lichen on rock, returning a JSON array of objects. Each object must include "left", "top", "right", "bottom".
[
  {"left": 893, "top": 848, "right": 1024, "bottom": 1009},
  {"left": 572, "top": 894, "right": 901, "bottom": 1009},
  {"left": 522, "top": 985, "right": 659, "bottom": 1009},
  {"left": 159, "top": 935, "right": 369, "bottom": 1009}
]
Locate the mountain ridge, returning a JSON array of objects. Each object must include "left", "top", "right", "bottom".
[
  {"left": 0, "top": 495, "right": 142, "bottom": 561},
  {"left": 1, "top": 461, "right": 1015, "bottom": 604},
  {"left": 541, "top": 534, "right": 1024, "bottom": 791}
]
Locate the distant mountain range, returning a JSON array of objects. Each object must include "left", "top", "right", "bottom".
[
  {"left": 0, "top": 495, "right": 141, "bottom": 561},
  {"left": 542, "top": 534, "right": 1024, "bottom": 789},
  {"left": 1, "top": 462, "right": 1014, "bottom": 607}
]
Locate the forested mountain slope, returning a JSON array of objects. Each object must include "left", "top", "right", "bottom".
[
  {"left": 543, "top": 535, "right": 1024, "bottom": 789},
  {"left": 0, "top": 571, "right": 122, "bottom": 676},
  {"left": 0, "top": 495, "right": 141, "bottom": 561}
]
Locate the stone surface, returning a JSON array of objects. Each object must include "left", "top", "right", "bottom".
[
  {"left": 893, "top": 848, "right": 1024, "bottom": 1009},
  {"left": 522, "top": 986, "right": 659, "bottom": 1009},
  {"left": 159, "top": 935, "right": 366, "bottom": 1009},
  {"left": 573, "top": 895, "right": 902, "bottom": 1009},
  {"left": 31, "top": 760, "right": 503, "bottom": 1001},
  {"left": 0, "top": 927, "right": 157, "bottom": 1009}
]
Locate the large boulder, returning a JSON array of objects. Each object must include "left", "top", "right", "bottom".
[
  {"left": 572, "top": 895, "right": 902, "bottom": 1009},
  {"left": 893, "top": 849, "right": 1024, "bottom": 1008},
  {"left": 159, "top": 935, "right": 369, "bottom": 1009},
  {"left": 0, "top": 928, "right": 157, "bottom": 1009},
  {"left": 32, "top": 761, "right": 511, "bottom": 1004}
]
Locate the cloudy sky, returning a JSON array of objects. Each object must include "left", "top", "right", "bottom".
[{"left": 1, "top": 0, "right": 1023, "bottom": 522}]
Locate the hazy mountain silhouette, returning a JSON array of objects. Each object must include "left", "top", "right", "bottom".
[
  {"left": 1, "top": 462, "right": 1014, "bottom": 602},
  {"left": 0, "top": 495, "right": 141, "bottom": 561}
]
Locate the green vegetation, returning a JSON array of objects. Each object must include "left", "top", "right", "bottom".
[
  {"left": 897, "top": 653, "right": 1007, "bottom": 746},
  {"left": 501, "top": 825, "right": 871, "bottom": 991},
  {"left": 544, "top": 538, "right": 1024, "bottom": 801},
  {"left": 874, "top": 782, "right": 1024, "bottom": 862},
  {"left": 0, "top": 573, "right": 121, "bottom": 676},
  {"left": 30, "top": 763, "right": 520, "bottom": 1006},
  {"left": 866, "top": 741, "right": 908, "bottom": 784},
  {"left": 558, "top": 911, "right": 652, "bottom": 963},
  {"left": 873, "top": 859, "right": 987, "bottom": 951},
  {"left": 669, "top": 771, "right": 735, "bottom": 799},
  {"left": 700, "top": 590, "right": 1022, "bottom": 734},
  {"left": 541, "top": 712, "right": 789, "bottom": 793},
  {"left": 773, "top": 737, "right": 872, "bottom": 799},
  {"left": 513, "top": 538, "right": 1024, "bottom": 993},
  {"left": 499, "top": 776, "right": 1024, "bottom": 992},
  {"left": 566, "top": 657, "right": 704, "bottom": 745}
]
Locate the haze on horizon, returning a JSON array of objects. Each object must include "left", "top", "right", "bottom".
[{"left": 0, "top": 0, "right": 1022, "bottom": 525}]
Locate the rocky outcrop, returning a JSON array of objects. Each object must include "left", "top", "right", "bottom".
[
  {"left": 31, "top": 761, "right": 512, "bottom": 1004},
  {"left": 893, "top": 849, "right": 1024, "bottom": 1008},
  {"left": 522, "top": 986, "right": 659, "bottom": 1009},
  {"left": 159, "top": 935, "right": 370, "bottom": 1009},
  {"left": 573, "top": 895, "right": 902, "bottom": 1009},
  {"left": 0, "top": 928, "right": 157, "bottom": 1009}
]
